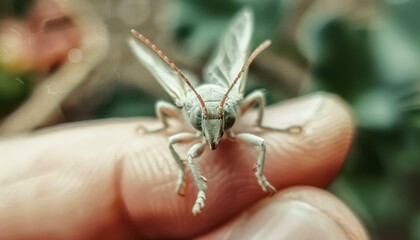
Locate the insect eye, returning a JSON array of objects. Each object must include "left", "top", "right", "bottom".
[
  {"left": 190, "top": 107, "right": 203, "bottom": 131},
  {"left": 223, "top": 106, "right": 236, "bottom": 130}
]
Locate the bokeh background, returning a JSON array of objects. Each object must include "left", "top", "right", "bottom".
[{"left": 1, "top": 0, "right": 419, "bottom": 239}]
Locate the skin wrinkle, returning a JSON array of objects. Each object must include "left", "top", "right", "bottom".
[
  {"left": 205, "top": 139, "right": 264, "bottom": 198},
  {"left": 0, "top": 146, "right": 53, "bottom": 187},
  {"left": 1, "top": 129, "right": 136, "bottom": 239},
  {"left": 100, "top": 158, "right": 138, "bottom": 240},
  {"left": 214, "top": 154, "right": 262, "bottom": 207},
  {"left": 121, "top": 137, "right": 192, "bottom": 229},
  {"left": 80, "top": 159, "right": 134, "bottom": 240},
  {"left": 124, "top": 134, "right": 179, "bottom": 188},
  {"left": 1, "top": 162, "right": 105, "bottom": 239}
]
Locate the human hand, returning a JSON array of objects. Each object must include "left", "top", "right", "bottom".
[{"left": 0, "top": 93, "right": 368, "bottom": 239}]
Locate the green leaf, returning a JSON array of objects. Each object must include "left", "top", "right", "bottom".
[{"left": 0, "top": 66, "right": 32, "bottom": 117}]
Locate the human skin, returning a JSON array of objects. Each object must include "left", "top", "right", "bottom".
[{"left": 0, "top": 93, "right": 369, "bottom": 239}]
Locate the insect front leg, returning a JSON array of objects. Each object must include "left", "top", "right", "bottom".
[
  {"left": 187, "top": 142, "right": 207, "bottom": 215},
  {"left": 241, "top": 90, "right": 302, "bottom": 134},
  {"left": 138, "top": 101, "right": 182, "bottom": 133},
  {"left": 168, "top": 132, "right": 199, "bottom": 196},
  {"left": 233, "top": 133, "right": 276, "bottom": 194}
]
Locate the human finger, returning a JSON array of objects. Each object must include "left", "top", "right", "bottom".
[
  {"left": 0, "top": 93, "right": 353, "bottom": 239},
  {"left": 199, "top": 186, "right": 368, "bottom": 240}
]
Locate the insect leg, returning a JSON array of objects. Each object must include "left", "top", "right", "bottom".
[
  {"left": 234, "top": 133, "right": 276, "bottom": 195},
  {"left": 241, "top": 90, "right": 302, "bottom": 134},
  {"left": 187, "top": 142, "right": 207, "bottom": 215},
  {"left": 138, "top": 101, "right": 182, "bottom": 133},
  {"left": 168, "top": 132, "right": 199, "bottom": 196}
]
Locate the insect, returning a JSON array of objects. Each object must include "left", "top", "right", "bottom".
[{"left": 129, "top": 8, "right": 301, "bottom": 215}]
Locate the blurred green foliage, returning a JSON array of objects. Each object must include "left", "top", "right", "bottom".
[
  {"left": 0, "top": 67, "right": 32, "bottom": 117},
  {"left": 0, "top": 0, "right": 35, "bottom": 18},
  {"left": 95, "top": 85, "right": 157, "bottom": 118}
]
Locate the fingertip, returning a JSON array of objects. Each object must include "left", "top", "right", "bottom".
[
  {"left": 200, "top": 187, "right": 368, "bottom": 240},
  {"left": 259, "top": 93, "right": 354, "bottom": 187},
  {"left": 280, "top": 187, "right": 368, "bottom": 239}
]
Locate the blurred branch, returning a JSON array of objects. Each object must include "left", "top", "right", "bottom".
[{"left": 286, "top": 0, "right": 377, "bottom": 43}]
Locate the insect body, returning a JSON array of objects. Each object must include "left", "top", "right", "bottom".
[{"left": 129, "top": 8, "right": 301, "bottom": 215}]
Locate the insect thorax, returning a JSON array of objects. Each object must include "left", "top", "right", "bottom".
[{"left": 184, "top": 84, "right": 242, "bottom": 113}]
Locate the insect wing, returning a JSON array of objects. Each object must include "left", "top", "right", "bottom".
[
  {"left": 204, "top": 8, "right": 253, "bottom": 95},
  {"left": 128, "top": 38, "right": 186, "bottom": 106}
]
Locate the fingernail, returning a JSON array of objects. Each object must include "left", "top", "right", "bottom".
[{"left": 236, "top": 199, "right": 350, "bottom": 240}]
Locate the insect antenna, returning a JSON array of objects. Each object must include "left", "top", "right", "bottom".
[
  {"left": 131, "top": 29, "right": 208, "bottom": 114},
  {"left": 219, "top": 40, "right": 272, "bottom": 113}
]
